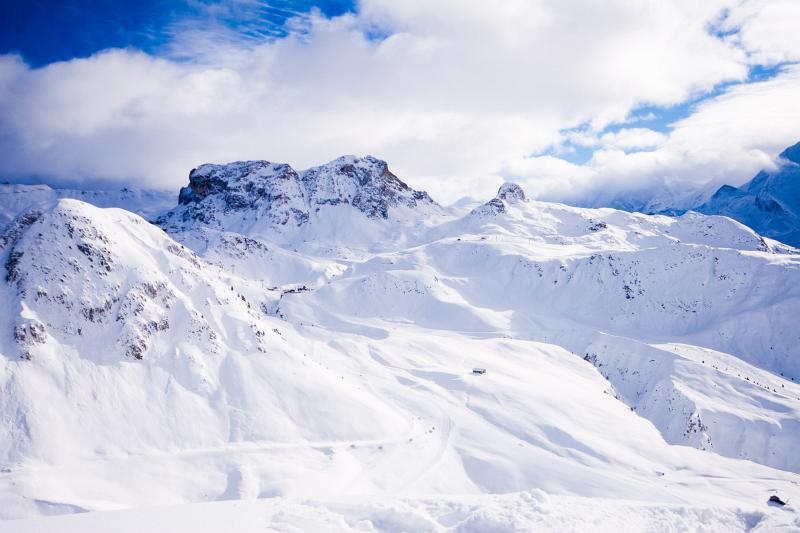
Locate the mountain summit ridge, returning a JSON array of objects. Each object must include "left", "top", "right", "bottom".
[{"left": 159, "top": 155, "right": 437, "bottom": 236}]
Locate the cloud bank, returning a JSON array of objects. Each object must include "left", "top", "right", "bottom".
[{"left": 0, "top": 0, "right": 798, "bottom": 205}]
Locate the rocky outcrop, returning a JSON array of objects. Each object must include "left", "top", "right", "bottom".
[
  {"left": 496, "top": 182, "right": 526, "bottom": 203},
  {"left": 158, "top": 156, "right": 436, "bottom": 233},
  {"left": 300, "top": 155, "right": 435, "bottom": 218},
  {"left": 471, "top": 182, "right": 527, "bottom": 216},
  {"left": 172, "top": 161, "right": 310, "bottom": 228},
  {"left": 0, "top": 200, "right": 251, "bottom": 362}
]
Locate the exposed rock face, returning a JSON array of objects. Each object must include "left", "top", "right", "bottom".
[
  {"left": 471, "top": 182, "right": 527, "bottom": 216},
  {"left": 174, "top": 161, "right": 310, "bottom": 228},
  {"left": 0, "top": 199, "right": 233, "bottom": 363},
  {"left": 300, "top": 156, "right": 435, "bottom": 218},
  {"left": 159, "top": 156, "right": 436, "bottom": 233},
  {"left": 497, "top": 182, "right": 526, "bottom": 203}
]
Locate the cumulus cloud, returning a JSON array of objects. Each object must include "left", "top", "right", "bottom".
[{"left": 0, "top": 0, "right": 798, "bottom": 205}]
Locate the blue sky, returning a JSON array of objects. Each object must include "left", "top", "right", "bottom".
[
  {"left": 553, "top": 62, "right": 791, "bottom": 166},
  {"left": 0, "top": 0, "right": 354, "bottom": 65},
  {"left": 0, "top": 1, "right": 798, "bottom": 205}
]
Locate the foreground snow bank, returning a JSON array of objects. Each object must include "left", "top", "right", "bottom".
[{"left": 6, "top": 490, "right": 798, "bottom": 533}]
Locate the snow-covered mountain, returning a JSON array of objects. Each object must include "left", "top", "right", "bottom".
[
  {"left": 586, "top": 182, "right": 715, "bottom": 218},
  {"left": 696, "top": 141, "right": 800, "bottom": 247},
  {"left": 580, "top": 141, "right": 800, "bottom": 249},
  {"left": 2, "top": 160, "right": 800, "bottom": 530},
  {"left": 157, "top": 156, "right": 437, "bottom": 237},
  {"left": 0, "top": 183, "right": 175, "bottom": 228}
]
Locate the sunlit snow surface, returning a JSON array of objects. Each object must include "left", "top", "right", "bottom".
[{"left": 1, "top": 171, "right": 799, "bottom": 531}]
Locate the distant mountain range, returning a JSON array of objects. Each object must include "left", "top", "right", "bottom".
[
  {"left": 694, "top": 141, "right": 800, "bottom": 247},
  {"left": 599, "top": 141, "right": 800, "bottom": 248},
  {"left": 0, "top": 183, "right": 175, "bottom": 227}
]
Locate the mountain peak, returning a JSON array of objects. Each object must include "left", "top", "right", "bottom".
[
  {"left": 497, "top": 182, "right": 526, "bottom": 203},
  {"left": 779, "top": 140, "right": 800, "bottom": 165},
  {"left": 299, "top": 155, "right": 436, "bottom": 219},
  {"left": 470, "top": 182, "right": 527, "bottom": 217},
  {"left": 159, "top": 156, "right": 437, "bottom": 234},
  {"left": 166, "top": 160, "right": 309, "bottom": 230},
  {"left": 178, "top": 161, "right": 302, "bottom": 207}
]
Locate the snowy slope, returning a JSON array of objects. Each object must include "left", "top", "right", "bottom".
[
  {"left": 7, "top": 490, "right": 800, "bottom": 533},
  {"left": 281, "top": 185, "right": 800, "bottom": 473},
  {"left": 0, "top": 183, "right": 175, "bottom": 228},
  {"left": 0, "top": 161, "right": 799, "bottom": 529},
  {"left": 0, "top": 200, "right": 411, "bottom": 517}
]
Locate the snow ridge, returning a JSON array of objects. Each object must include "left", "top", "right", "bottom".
[{"left": 0, "top": 183, "right": 175, "bottom": 229}]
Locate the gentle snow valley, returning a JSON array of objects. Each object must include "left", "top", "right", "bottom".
[{"left": 1, "top": 156, "right": 799, "bottom": 532}]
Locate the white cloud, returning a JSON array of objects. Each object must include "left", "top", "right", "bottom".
[
  {"left": 721, "top": 0, "right": 800, "bottom": 65},
  {"left": 565, "top": 128, "right": 667, "bottom": 150},
  {"left": 0, "top": 0, "right": 797, "bottom": 206},
  {"left": 598, "top": 129, "right": 667, "bottom": 150},
  {"left": 500, "top": 155, "right": 595, "bottom": 201},
  {"left": 513, "top": 64, "right": 800, "bottom": 207}
]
